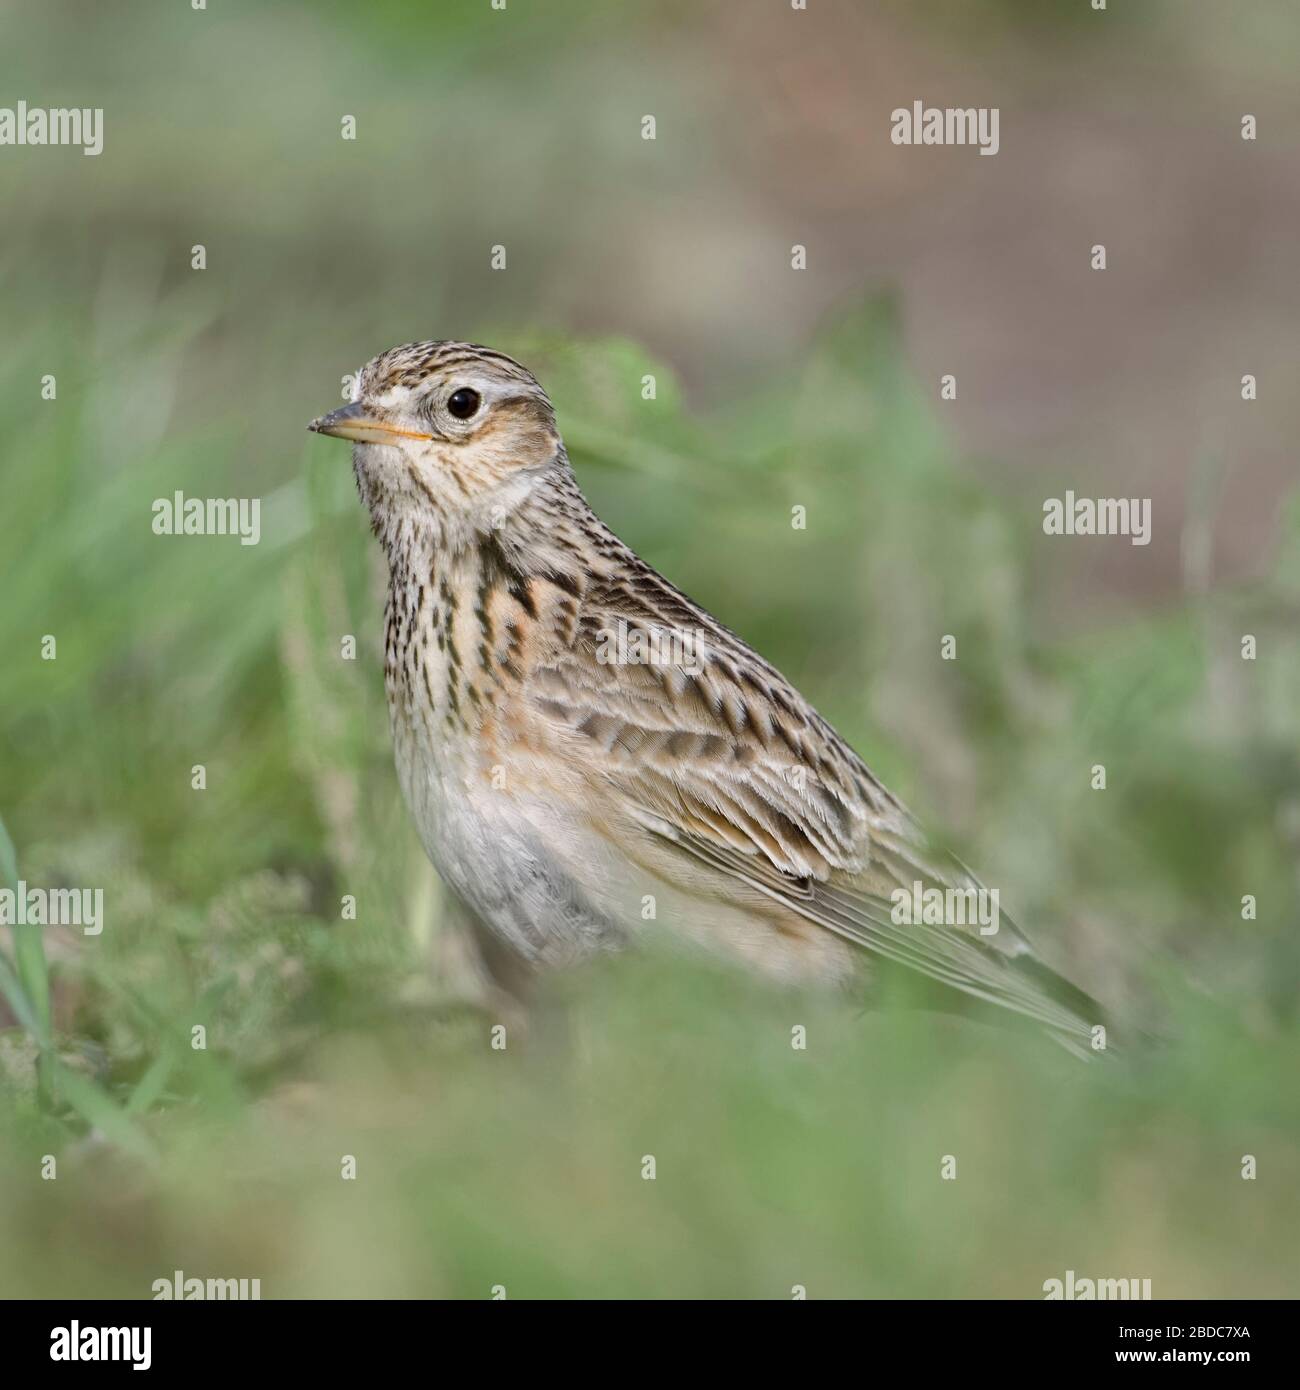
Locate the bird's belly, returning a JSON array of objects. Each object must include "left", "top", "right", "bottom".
[
  {"left": 390, "top": 711, "right": 623, "bottom": 968},
  {"left": 387, "top": 694, "right": 858, "bottom": 991}
]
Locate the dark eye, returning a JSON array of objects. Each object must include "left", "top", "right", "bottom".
[{"left": 447, "top": 387, "right": 481, "bottom": 420}]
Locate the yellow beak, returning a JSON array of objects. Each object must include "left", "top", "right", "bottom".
[{"left": 308, "top": 402, "right": 433, "bottom": 444}]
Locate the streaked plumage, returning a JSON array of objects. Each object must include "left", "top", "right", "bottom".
[{"left": 309, "top": 341, "right": 1107, "bottom": 1054}]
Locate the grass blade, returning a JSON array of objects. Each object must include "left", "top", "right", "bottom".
[{"left": 0, "top": 812, "right": 54, "bottom": 1099}]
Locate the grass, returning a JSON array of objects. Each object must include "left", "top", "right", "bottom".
[
  {"left": 3, "top": 945, "right": 1298, "bottom": 1299},
  {"left": 1, "top": 292, "right": 1297, "bottom": 1297}
]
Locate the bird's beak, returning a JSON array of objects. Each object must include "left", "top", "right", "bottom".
[{"left": 307, "top": 402, "right": 433, "bottom": 445}]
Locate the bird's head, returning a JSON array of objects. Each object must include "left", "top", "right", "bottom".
[{"left": 308, "top": 340, "right": 564, "bottom": 540}]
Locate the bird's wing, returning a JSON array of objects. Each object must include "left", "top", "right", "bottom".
[
  {"left": 629, "top": 815, "right": 1100, "bottom": 1046},
  {"left": 524, "top": 597, "right": 1100, "bottom": 1046}
]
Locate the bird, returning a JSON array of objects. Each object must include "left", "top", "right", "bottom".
[{"left": 309, "top": 340, "right": 1109, "bottom": 1056}]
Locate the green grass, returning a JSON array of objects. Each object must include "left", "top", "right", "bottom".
[
  {"left": 1, "top": 296, "right": 1297, "bottom": 1297},
  {"left": 2, "top": 946, "right": 1298, "bottom": 1299}
]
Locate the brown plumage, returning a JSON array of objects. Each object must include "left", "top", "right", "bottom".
[{"left": 309, "top": 341, "right": 1108, "bottom": 1055}]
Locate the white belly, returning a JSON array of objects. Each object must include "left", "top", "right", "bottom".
[{"left": 390, "top": 709, "right": 624, "bottom": 968}]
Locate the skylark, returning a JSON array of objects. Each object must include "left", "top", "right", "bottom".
[{"left": 310, "top": 341, "right": 1106, "bottom": 1054}]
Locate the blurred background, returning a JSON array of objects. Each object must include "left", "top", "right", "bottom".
[{"left": 1, "top": 0, "right": 1298, "bottom": 1298}]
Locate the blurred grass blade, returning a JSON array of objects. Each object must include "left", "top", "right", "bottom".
[
  {"left": 125, "top": 1049, "right": 177, "bottom": 1117},
  {"left": 0, "top": 813, "right": 36, "bottom": 1028},
  {"left": 0, "top": 951, "right": 41, "bottom": 1037},
  {"left": 0, "top": 811, "right": 15, "bottom": 889},
  {"left": 52, "top": 1060, "right": 156, "bottom": 1164},
  {"left": 1, "top": 810, "right": 54, "bottom": 1098}
]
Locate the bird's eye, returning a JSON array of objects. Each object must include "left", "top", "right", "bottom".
[{"left": 447, "top": 387, "right": 481, "bottom": 420}]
